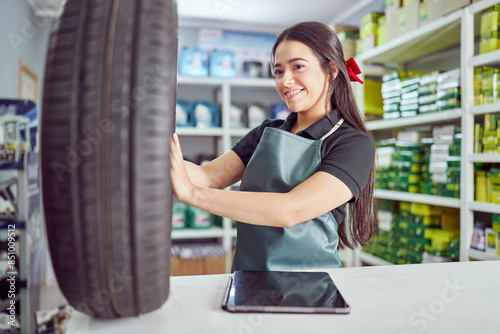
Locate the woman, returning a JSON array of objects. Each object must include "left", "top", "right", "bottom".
[{"left": 170, "top": 21, "right": 377, "bottom": 271}]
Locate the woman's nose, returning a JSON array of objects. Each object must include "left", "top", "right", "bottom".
[{"left": 282, "top": 71, "right": 294, "bottom": 86}]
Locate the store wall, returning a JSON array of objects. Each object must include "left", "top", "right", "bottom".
[{"left": 0, "top": 0, "right": 54, "bottom": 109}]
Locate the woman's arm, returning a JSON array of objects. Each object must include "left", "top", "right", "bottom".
[
  {"left": 181, "top": 136, "right": 245, "bottom": 190},
  {"left": 171, "top": 133, "right": 353, "bottom": 228}
]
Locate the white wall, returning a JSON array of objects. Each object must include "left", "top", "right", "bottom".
[{"left": 0, "top": 0, "right": 54, "bottom": 110}]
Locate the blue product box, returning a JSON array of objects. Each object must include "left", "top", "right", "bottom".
[
  {"left": 193, "top": 101, "right": 220, "bottom": 128},
  {"left": 209, "top": 50, "right": 236, "bottom": 78},
  {"left": 176, "top": 100, "right": 194, "bottom": 127},
  {"left": 179, "top": 47, "right": 208, "bottom": 77}
]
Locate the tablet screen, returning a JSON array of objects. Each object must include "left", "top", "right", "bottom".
[{"left": 222, "top": 270, "right": 350, "bottom": 314}]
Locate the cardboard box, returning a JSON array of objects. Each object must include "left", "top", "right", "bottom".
[
  {"left": 399, "top": 1, "right": 420, "bottom": 36},
  {"left": 386, "top": 8, "right": 401, "bottom": 42},
  {"left": 442, "top": 0, "right": 470, "bottom": 16},
  {"left": 420, "top": 0, "right": 443, "bottom": 26}
]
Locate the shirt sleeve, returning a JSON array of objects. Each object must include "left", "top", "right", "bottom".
[{"left": 318, "top": 130, "right": 375, "bottom": 202}]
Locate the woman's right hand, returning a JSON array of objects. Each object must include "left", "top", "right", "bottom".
[{"left": 170, "top": 133, "right": 196, "bottom": 203}]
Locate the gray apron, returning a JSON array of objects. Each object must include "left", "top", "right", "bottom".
[{"left": 232, "top": 118, "right": 344, "bottom": 271}]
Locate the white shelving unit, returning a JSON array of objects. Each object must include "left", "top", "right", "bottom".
[
  {"left": 175, "top": 75, "right": 281, "bottom": 272},
  {"left": 353, "top": 0, "right": 500, "bottom": 267}
]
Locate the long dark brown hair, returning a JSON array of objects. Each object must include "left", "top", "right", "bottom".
[{"left": 271, "top": 21, "right": 377, "bottom": 249}]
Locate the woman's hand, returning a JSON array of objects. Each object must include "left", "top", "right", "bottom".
[{"left": 170, "top": 133, "right": 196, "bottom": 203}]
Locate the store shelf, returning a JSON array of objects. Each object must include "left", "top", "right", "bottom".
[
  {"left": 469, "top": 201, "right": 500, "bottom": 215},
  {"left": 366, "top": 109, "right": 462, "bottom": 131},
  {"left": 374, "top": 189, "right": 461, "bottom": 208},
  {"left": 470, "top": 0, "right": 500, "bottom": 15},
  {"left": 470, "top": 49, "right": 500, "bottom": 67},
  {"left": 470, "top": 103, "right": 500, "bottom": 115},
  {"left": 470, "top": 153, "right": 500, "bottom": 163},
  {"left": 177, "top": 75, "right": 275, "bottom": 88},
  {"left": 356, "top": 9, "right": 462, "bottom": 64},
  {"left": 171, "top": 227, "right": 225, "bottom": 240},
  {"left": 359, "top": 251, "right": 395, "bottom": 266},
  {"left": 176, "top": 127, "right": 224, "bottom": 136},
  {"left": 468, "top": 248, "right": 500, "bottom": 261},
  {"left": 230, "top": 128, "right": 252, "bottom": 137}
]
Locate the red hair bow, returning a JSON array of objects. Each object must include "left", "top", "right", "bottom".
[{"left": 346, "top": 57, "right": 364, "bottom": 84}]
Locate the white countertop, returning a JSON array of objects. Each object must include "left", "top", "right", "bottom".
[{"left": 67, "top": 261, "right": 500, "bottom": 334}]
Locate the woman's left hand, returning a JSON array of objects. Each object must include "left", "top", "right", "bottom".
[{"left": 170, "top": 133, "right": 195, "bottom": 203}]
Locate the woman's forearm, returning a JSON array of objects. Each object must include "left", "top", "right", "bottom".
[{"left": 189, "top": 186, "right": 293, "bottom": 227}]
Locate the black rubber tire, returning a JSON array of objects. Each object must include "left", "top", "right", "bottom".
[{"left": 41, "top": 0, "right": 177, "bottom": 318}]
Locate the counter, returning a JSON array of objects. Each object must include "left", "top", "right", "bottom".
[{"left": 67, "top": 261, "right": 500, "bottom": 333}]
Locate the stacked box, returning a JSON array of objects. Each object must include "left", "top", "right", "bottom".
[
  {"left": 474, "top": 67, "right": 484, "bottom": 105},
  {"left": 428, "top": 125, "right": 461, "bottom": 198},
  {"left": 363, "top": 201, "right": 461, "bottom": 264},
  {"left": 491, "top": 167, "right": 500, "bottom": 204},
  {"left": 479, "top": 5, "right": 500, "bottom": 54},
  {"left": 375, "top": 139, "right": 396, "bottom": 190},
  {"left": 436, "top": 69, "right": 461, "bottom": 111},
  {"left": 358, "top": 12, "right": 384, "bottom": 53},
  {"left": 477, "top": 113, "right": 500, "bottom": 153},
  {"left": 400, "top": 75, "right": 421, "bottom": 117},
  {"left": 475, "top": 164, "right": 490, "bottom": 202},
  {"left": 387, "top": 142, "right": 423, "bottom": 193},
  {"left": 337, "top": 30, "right": 359, "bottom": 60},
  {"left": 382, "top": 71, "right": 406, "bottom": 119},
  {"left": 377, "top": 15, "right": 387, "bottom": 46},
  {"left": 482, "top": 67, "right": 500, "bottom": 104},
  {"left": 418, "top": 71, "right": 440, "bottom": 114}
]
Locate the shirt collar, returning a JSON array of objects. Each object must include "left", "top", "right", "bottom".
[{"left": 279, "top": 109, "right": 342, "bottom": 140}]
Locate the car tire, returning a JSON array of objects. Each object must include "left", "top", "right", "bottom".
[{"left": 41, "top": 0, "right": 177, "bottom": 318}]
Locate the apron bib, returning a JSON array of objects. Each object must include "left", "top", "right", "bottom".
[{"left": 232, "top": 119, "right": 344, "bottom": 271}]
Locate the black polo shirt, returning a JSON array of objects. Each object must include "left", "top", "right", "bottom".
[{"left": 232, "top": 109, "right": 375, "bottom": 225}]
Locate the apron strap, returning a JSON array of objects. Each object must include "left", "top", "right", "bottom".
[{"left": 320, "top": 118, "right": 344, "bottom": 141}]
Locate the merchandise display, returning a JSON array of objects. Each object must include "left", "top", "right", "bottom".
[
  {"left": 179, "top": 47, "right": 209, "bottom": 77},
  {"left": 479, "top": 5, "right": 500, "bottom": 54},
  {"left": 375, "top": 125, "right": 461, "bottom": 198},
  {"left": 363, "top": 200, "right": 460, "bottom": 264},
  {"left": 209, "top": 49, "right": 236, "bottom": 78},
  {"left": 175, "top": 100, "right": 220, "bottom": 128},
  {"left": 380, "top": 69, "right": 461, "bottom": 120}
]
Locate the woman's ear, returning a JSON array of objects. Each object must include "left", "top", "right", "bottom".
[{"left": 329, "top": 61, "right": 339, "bottom": 80}]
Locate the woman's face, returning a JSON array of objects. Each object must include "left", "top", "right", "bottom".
[{"left": 273, "top": 40, "right": 332, "bottom": 118}]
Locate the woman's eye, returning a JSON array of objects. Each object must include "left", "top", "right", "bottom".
[
  {"left": 274, "top": 69, "right": 283, "bottom": 76},
  {"left": 294, "top": 64, "right": 304, "bottom": 70}
]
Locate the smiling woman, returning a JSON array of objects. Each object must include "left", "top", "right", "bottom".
[{"left": 170, "top": 22, "right": 377, "bottom": 272}]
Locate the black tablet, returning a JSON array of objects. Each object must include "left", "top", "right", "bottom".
[{"left": 221, "top": 270, "right": 350, "bottom": 314}]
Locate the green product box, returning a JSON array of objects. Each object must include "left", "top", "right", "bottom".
[
  {"left": 400, "top": 201, "right": 412, "bottom": 213},
  {"left": 189, "top": 207, "right": 213, "bottom": 229},
  {"left": 361, "top": 12, "right": 384, "bottom": 26},
  {"left": 480, "top": 31, "right": 500, "bottom": 54},
  {"left": 474, "top": 67, "right": 484, "bottom": 105},
  {"left": 492, "top": 214, "right": 500, "bottom": 232},
  {"left": 397, "top": 220, "right": 428, "bottom": 237},
  {"left": 418, "top": 82, "right": 437, "bottom": 95},
  {"left": 172, "top": 201, "right": 189, "bottom": 229},
  {"left": 484, "top": 113, "right": 499, "bottom": 132},
  {"left": 475, "top": 123, "right": 484, "bottom": 153},
  {"left": 397, "top": 248, "right": 423, "bottom": 264},
  {"left": 436, "top": 98, "right": 460, "bottom": 110},
  {"left": 480, "top": 5, "right": 500, "bottom": 35},
  {"left": 419, "top": 104, "right": 438, "bottom": 113},
  {"left": 491, "top": 168, "right": 500, "bottom": 184}
]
